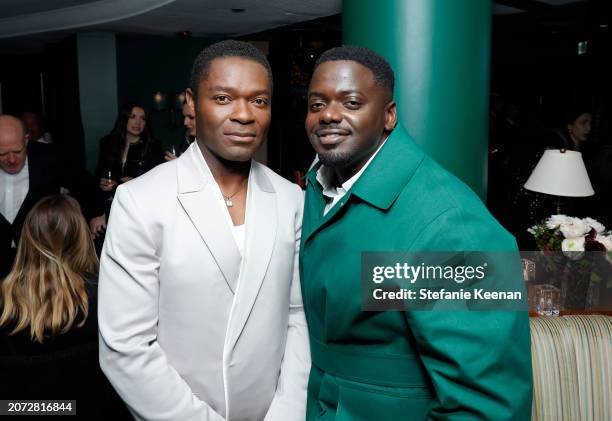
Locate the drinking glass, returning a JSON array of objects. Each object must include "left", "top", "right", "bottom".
[
  {"left": 534, "top": 284, "right": 560, "bottom": 316},
  {"left": 101, "top": 169, "right": 117, "bottom": 193}
]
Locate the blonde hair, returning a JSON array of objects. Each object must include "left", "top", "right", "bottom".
[{"left": 0, "top": 194, "right": 99, "bottom": 343}]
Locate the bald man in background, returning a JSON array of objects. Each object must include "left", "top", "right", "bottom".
[{"left": 0, "top": 115, "right": 104, "bottom": 277}]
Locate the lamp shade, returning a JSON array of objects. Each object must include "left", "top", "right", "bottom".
[{"left": 524, "top": 149, "right": 594, "bottom": 197}]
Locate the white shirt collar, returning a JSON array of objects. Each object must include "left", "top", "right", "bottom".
[
  {"left": 0, "top": 157, "right": 29, "bottom": 226},
  {"left": 315, "top": 136, "right": 387, "bottom": 214},
  {"left": 316, "top": 137, "right": 387, "bottom": 197}
]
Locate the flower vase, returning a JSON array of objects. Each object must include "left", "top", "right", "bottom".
[{"left": 560, "top": 273, "right": 590, "bottom": 310}]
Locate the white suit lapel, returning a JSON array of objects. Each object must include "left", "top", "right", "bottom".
[
  {"left": 176, "top": 144, "right": 241, "bottom": 293},
  {"left": 226, "top": 162, "right": 277, "bottom": 350}
]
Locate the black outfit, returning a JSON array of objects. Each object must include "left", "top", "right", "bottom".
[
  {"left": 94, "top": 134, "right": 164, "bottom": 254},
  {"left": 0, "top": 276, "right": 130, "bottom": 420},
  {"left": 176, "top": 135, "right": 195, "bottom": 156},
  {"left": 96, "top": 134, "right": 164, "bottom": 182},
  {"left": 0, "top": 143, "right": 104, "bottom": 278}
]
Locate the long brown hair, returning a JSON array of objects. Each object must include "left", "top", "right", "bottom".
[
  {"left": 105, "top": 102, "right": 153, "bottom": 167},
  {"left": 0, "top": 195, "right": 98, "bottom": 343}
]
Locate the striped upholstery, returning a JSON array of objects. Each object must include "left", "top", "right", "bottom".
[{"left": 530, "top": 315, "right": 612, "bottom": 421}]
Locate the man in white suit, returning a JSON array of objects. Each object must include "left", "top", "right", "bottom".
[{"left": 99, "top": 40, "right": 310, "bottom": 421}]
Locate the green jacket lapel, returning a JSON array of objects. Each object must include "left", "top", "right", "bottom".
[
  {"left": 303, "top": 125, "right": 425, "bottom": 243},
  {"left": 351, "top": 125, "right": 425, "bottom": 211}
]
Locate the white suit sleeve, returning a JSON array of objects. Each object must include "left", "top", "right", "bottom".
[
  {"left": 98, "top": 185, "right": 225, "bottom": 421},
  {"left": 264, "top": 186, "right": 311, "bottom": 421}
]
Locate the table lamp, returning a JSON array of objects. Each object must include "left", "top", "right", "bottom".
[{"left": 524, "top": 149, "right": 594, "bottom": 213}]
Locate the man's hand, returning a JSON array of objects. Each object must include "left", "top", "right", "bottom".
[
  {"left": 89, "top": 213, "right": 107, "bottom": 238},
  {"left": 164, "top": 151, "right": 177, "bottom": 161}
]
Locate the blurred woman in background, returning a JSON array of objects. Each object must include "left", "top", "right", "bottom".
[
  {"left": 550, "top": 106, "right": 593, "bottom": 151},
  {"left": 96, "top": 102, "right": 163, "bottom": 192},
  {"left": 0, "top": 194, "right": 128, "bottom": 419}
]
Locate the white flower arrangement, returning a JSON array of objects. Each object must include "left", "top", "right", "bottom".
[
  {"left": 529, "top": 215, "right": 612, "bottom": 309},
  {"left": 529, "top": 215, "right": 612, "bottom": 262}
]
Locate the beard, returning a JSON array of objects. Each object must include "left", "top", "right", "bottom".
[{"left": 317, "top": 150, "right": 353, "bottom": 168}]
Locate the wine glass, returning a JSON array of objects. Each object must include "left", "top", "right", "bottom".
[
  {"left": 164, "top": 144, "right": 180, "bottom": 161},
  {"left": 100, "top": 169, "right": 118, "bottom": 193}
]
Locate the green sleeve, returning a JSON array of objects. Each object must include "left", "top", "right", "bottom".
[{"left": 405, "top": 207, "right": 533, "bottom": 420}]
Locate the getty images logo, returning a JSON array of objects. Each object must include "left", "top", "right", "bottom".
[{"left": 371, "top": 262, "right": 488, "bottom": 284}]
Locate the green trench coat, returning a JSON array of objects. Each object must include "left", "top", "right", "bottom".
[{"left": 300, "top": 126, "right": 533, "bottom": 420}]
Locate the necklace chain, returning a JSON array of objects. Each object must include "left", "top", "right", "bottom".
[{"left": 221, "top": 181, "right": 246, "bottom": 207}]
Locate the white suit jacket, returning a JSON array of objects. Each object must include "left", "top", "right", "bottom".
[{"left": 98, "top": 143, "right": 310, "bottom": 421}]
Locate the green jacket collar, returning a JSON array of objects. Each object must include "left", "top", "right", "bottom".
[{"left": 305, "top": 124, "right": 425, "bottom": 211}]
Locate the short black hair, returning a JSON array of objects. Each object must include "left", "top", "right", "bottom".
[
  {"left": 314, "top": 45, "right": 394, "bottom": 95},
  {"left": 189, "top": 40, "right": 273, "bottom": 99}
]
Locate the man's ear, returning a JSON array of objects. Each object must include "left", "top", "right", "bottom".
[
  {"left": 384, "top": 101, "right": 397, "bottom": 132},
  {"left": 186, "top": 88, "right": 196, "bottom": 112}
]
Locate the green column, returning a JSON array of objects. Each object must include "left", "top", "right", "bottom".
[
  {"left": 77, "top": 32, "right": 118, "bottom": 173},
  {"left": 343, "top": 0, "right": 492, "bottom": 200}
]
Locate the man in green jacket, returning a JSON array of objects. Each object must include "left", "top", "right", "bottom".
[{"left": 300, "top": 46, "right": 532, "bottom": 420}]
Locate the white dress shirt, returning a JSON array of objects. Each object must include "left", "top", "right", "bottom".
[
  {"left": 1, "top": 157, "right": 29, "bottom": 225},
  {"left": 230, "top": 224, "right": 246, "bottom": 258},
  {"left": 192, "top": 142, "right": 249, "bottom": 259},
  {"left": 316, "top": 138, "right": 387, "bottom": 215}
]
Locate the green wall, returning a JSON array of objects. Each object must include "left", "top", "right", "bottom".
[
  {"left": 116, "top": 35, "right": 220, "bottom": 150},
  {"left": 77, "top": 32, "right": 118, "bottom": 172}
]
